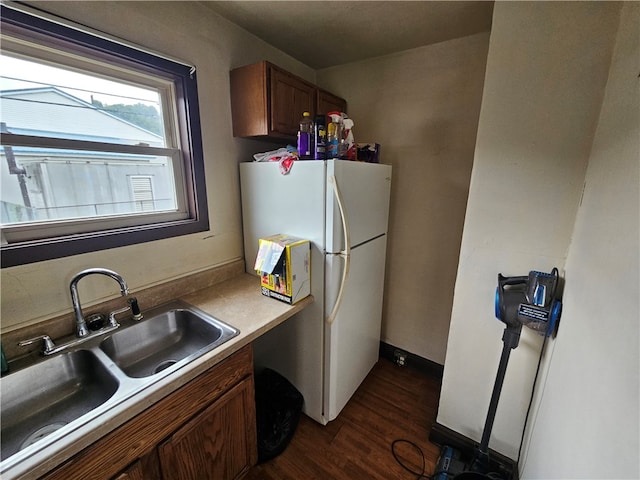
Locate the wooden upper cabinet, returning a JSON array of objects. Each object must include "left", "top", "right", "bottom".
[
  {"left": 269, "top": 65, "right": 316, "bottom": 137},
  {"left": 230, "top": 61, "right": 346, "bottom": 141},
  {"left": 317, "top": 89, "right": 347, "bottom": 117},
  {"left": 229, "top": 61, "right": 269, "bottom": 138}
]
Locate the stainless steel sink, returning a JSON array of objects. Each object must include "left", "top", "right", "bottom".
[
  {"left": 99, "top": 305, "right": 239, "bottom": 378},
  {"left": 0, "top": 350, "right": 119, "bottom": 460},
  {"left": 0, "top": 300, "right": 239, "bottom": 468}
]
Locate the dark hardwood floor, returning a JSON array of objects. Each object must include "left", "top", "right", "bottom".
[{"left": 245, "top": 357, "right": 443, "bottom": 480}]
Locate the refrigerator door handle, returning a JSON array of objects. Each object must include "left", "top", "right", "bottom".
[{"left": 327, "top": 175, "right": 351, "bottom": 325}]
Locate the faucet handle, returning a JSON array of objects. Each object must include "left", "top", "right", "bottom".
[
  {"left": 19, "top": 335, "right": 56, "bottom": 355},
  {"left": 107, "top": 306, "right": 130, "bottom": 328},
  {"left": 107, "top": 297, "right": 143, "bottom": 327}
]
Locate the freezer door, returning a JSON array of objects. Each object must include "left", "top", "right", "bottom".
[
  {"left": 240, "top": 161, "right": 327, "bottom": 272},
  {"left": 324, "top": 234, "right": 388, "bottom": 422},
  {"left": 326, "top": 160, "right": 392, "bottom": 254}
]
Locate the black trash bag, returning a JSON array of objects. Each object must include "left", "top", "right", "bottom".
[{"left": 254, "top": 368, "right": 304, "bottom": 463}]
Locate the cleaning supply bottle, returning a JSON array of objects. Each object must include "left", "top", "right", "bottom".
[
  {"left": 313, "top": 114, "right": 326, "bottom": 160},
  {"left": 297, "top": 112, "right": 313, "bottom": 160},
  {"left": 341, "top": 117, "right": 355, "bottom": 160},
  {"left": 326, "top": 112, "right": 342, "bottom": 159}
]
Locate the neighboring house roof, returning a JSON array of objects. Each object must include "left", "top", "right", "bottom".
[{"left": 0, "top": 86, "right": 163, "bottom": 147}]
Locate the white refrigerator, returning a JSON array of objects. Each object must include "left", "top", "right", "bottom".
[{"left": 240, "top": 159, "right": 392, "bottom": 425}]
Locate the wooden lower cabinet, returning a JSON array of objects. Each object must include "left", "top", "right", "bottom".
[
  {"left": 41, "top": 345, "right": 257, "bottom": 480},
  {"left": 111, "top": 451, "right": 161, "bottom": 480},
  {"left": 158, "top": 377, "right": 255, "bottom": 480},
  {"left": 112, "top": 460, "right": 146, "bottom": 480}
]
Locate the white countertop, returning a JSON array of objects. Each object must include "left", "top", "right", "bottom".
[{"left": 1, "top": 273, "right": 313, "bottom": 480}]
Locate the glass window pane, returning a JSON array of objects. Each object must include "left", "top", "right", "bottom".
[
  {"left": 0, "top": 4, "right": 209, "bottom": 267},
  {"left": 0, "top": 54, "right": 166, "bottom": 147},
  {"left": 0, "top": 146, "right": 177, "bottom": 225}
]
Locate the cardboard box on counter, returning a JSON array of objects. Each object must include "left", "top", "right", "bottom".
[{"left": 254, "top": 234, "right": 311, "bottom": 304}]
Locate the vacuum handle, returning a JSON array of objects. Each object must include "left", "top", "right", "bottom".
[
  {"left": 496, "top": 274, "right": 528, "bottom": 326},
  {"left": 498, "top": 274, "right": 528, "bottom": 287}
]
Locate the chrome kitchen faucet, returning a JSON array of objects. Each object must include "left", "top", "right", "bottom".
[
  {"left": 70, "top": 268, "right": 130, "bottom": 337},
  {"left": 19, "top": 268, "right": 143, "bottom": 356}
]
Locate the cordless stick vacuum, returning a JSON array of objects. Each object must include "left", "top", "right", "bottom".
[
  {"left": 435, "top": 268, "right": 562, "bottom": 480},
  {"left": 469, "top": 268, "right": 562, "bottom": 475}
]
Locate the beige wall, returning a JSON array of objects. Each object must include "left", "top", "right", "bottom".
[
  {"left": 1, "top": 1, "right": 313, "bottom": 332},
  {"left": 2, "top": 2, "right": 490, "bottom": 369},
  {"left": 317, "top": 33, "right": 490, "bottom": 364},
  {"left": 521, "top": 2, "right": 639, "bottom": 477},
  {"left": 437, "top": 1, "right": 621, "bottom": 460}
]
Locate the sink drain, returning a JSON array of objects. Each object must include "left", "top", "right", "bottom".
[
  {"left": 20, "top": 422, "right": 67, "bottom": 451},
  {"left": 154, "top": 359, "right": 177, "bottom": 374}
]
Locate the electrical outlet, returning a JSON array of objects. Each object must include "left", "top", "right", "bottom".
[{"left": 394, "top": 349, "right": 407, "bottom": 367}]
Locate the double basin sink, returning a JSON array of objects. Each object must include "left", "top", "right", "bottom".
[{"left": 0, "top": 300, "right": 239, "bottom": 464}]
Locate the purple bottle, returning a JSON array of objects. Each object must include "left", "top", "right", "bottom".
[{"left": 297, "top": 112, "right": 313, "bottom": 160}]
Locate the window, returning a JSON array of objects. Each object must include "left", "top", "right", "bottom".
[
  {"left": 0, "top": 4, "right": 208, "bottom": 267},
  {"left": 130, "top": 176, "right": 156, "bottom": 212}
]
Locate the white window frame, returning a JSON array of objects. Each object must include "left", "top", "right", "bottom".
[{"left": 0, "top": 4, "right": 209, "bottom": 267}]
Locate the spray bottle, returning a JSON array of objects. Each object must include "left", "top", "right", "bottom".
[{"left": 341, "top": 117, "right": 356, "bottom": 160}]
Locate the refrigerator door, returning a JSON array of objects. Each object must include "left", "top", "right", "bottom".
[
  {"left": 324, "top": 234, "right": 388, "bottom": 422},
  {"left": 240, "top": 161, "right": 327, "bottom": 423},
  {"left": 326, "top": 160, "right": 392, "bottom": 254}
]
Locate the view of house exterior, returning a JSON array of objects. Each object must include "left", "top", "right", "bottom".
[{"left": 0, "top": 87, "right": 174, "bottom": 224}]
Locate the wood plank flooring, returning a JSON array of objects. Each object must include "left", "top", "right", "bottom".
[{"left": 245, "top": 357, "right": 443, "bottom": 480}]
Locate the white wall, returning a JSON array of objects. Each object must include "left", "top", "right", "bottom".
[
  {"left": 521, "top": 2, "right": 639, "bottom": 477},
  {"left": 437, "top": 1, "right": 622, "bottom": 460},
  {"left": 317, "top": 32, "right": 490, "bottom": 364},
  {"left": 1, "top": 1, "right": 313, "bottom": 332}
]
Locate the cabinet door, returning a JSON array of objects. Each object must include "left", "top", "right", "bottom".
[
  {"left": 112, "top": 461, "right": 145, "bottom": 480},
  {"left": 111, "top": 451, "right": 162, "bottom": 480},
  {"left": 41, "top": 345, "right": 255, "bottom": 480},
  {"left": 317, "top": 89, "right": 347, "bottom": 116},
  {"left": 158, "top": 376, "right": 257, "bottom": 480},
  {"left": 230, "top": 62, "right": 269, "bottom": 138},
  {"left": 269, "top": 65, "right": 315, "bottom": 137}
]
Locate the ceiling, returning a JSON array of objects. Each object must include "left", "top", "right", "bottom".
[{"left": 202, "top": 1, "right": 494, "bottom": 69}]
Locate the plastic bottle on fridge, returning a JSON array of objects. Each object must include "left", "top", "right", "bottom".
[
  {"left": 313, "top": 114, "right": 326, "bottom": 160},
  {"left": 297, "top": 112, "right": 313, "bottom": 160},
  {"left": 326, "top": 112, "right": 342, "bottom": 159}
]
